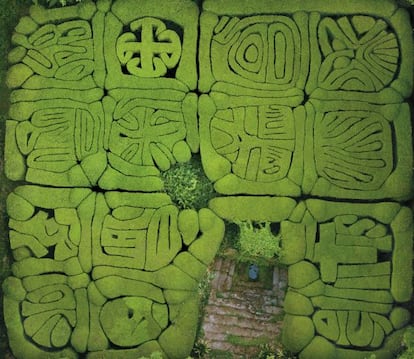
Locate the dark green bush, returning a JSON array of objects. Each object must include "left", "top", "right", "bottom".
[
  {"left": 397, "top": 326, "right": 414, "bottom": 359},
  {"left": 191, "top": 338, "right": 211, "bottom": 358},
  {"left": 32, "top": 0, "right": 84, "bottom": 6},
  {"left": 161, "top": 156, "right": 215, "bottom": 210}
]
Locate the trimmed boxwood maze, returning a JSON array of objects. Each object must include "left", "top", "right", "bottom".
[{"left": 2, "top": 0, "right": 413, "bottom": 358}]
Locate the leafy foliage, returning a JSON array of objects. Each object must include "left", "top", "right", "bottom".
[
  {"left": 257, "top": 343, "right": 298, "bottom": 359},
  {"left": 398, "top": 326, "right": 414, "bottom": 359},
  {"left": 191, "top": 338, "right": 211, "bottom": 358},
  {"left": 161, "top": 156, "right": 215, "bottom": 210},
  {"left": 363, "top": 326, "right": 414, "bottom": 359},
  {"left": 32, "top": 0, "right": 83, "bottom": 7},
  {"left": 237, "top": 221, "right": 283, "bottom": 262},
  {"left": 218, "top": 220, "right": 285, "bottom": 266}
]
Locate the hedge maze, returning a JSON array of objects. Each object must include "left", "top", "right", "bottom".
[{"left": 3, "top": 0, "right": 413, "bottom": 358}]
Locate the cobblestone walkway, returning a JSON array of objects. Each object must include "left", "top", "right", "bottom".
[{"left": 202, "top": 258, "right": 287, "bottom": 358}]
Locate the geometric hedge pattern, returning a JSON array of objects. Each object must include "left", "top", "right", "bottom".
[{"left": 3, "top": 0, "right": 413, "bottom": 358}]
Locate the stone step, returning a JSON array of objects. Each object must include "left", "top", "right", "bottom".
[
  {"left": 210, "top": 290, "right": 278, "bottom": 304},
  {"left": 213, "top": 257, "right": 223, "bottom": 272},
  {"left": 220, "top": 258, "right": 234, "bottom": 273},
  {"left": 205, "top": 303, "right": 273, "bottom": 321},
  {"left": 207, "top": 336, "right": 271, "bottom": 357},
  {"left": 201, "top": 330, "right": 228, "bottom": 342},
  {"left": 203, "top": 311, "right": 282, "bottom": 329},
  {"left": 208, "top": 295, "right": 280, "bottom": 313},
  {"left": 207, "top": 336, "right": 276, "bottom": 358},
  {"left": 262, "top": 305, "right": 284, "bottom": 315},
  {"left": 203, "top": 317, "right": 281, "bottom": 337},
  {"left": 231, "top": 280, "right": 270, "bottom": 290},
  {"left": 216, "top": 273, "right": 233, "bottom": 291},
  {"left": 202, "top": 258, "right": 286, "bottom": 359},
  {"left": 207, "top": 296, "right": 253, "bottom": 312}
]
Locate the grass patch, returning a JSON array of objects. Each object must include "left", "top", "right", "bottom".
[
  {"left": 226, "top": 334, "right": 271, "bottom": 347},
  {"left": 207, "top": 349, "right": 233, "bottom": 359}
]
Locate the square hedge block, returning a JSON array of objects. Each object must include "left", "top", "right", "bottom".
[
  {"left": 5, "top": 86, "right": 198, "bottom": 192},
  {"left": 105, "top": 0, "right": 198, "bottom": 91},
  {"left": 199, "top": 94, "right": 304, "bottom": 196},
  {"left": 303, "top": 101, "right": 413, "bottom": 200},
  {"left": 201, "top": 0, "right": 413, "bottom": 99},
  {"left": 3, "top": 185, "right": 224, "bottom": 358},
  {"left": 198, "top": 0, "right": 413, "bottom": 200},
  {"left": 98, "top": 90, "right": 198, "bottom": 191},
  {"left": 199, "top": 9, "right": 309, "bottom": 96},
  {"left": 5, "top": 0, "right": 199, "bottom": 193},
  {"left": 6, "top": 99, "right": 106, "bottom": 187},
  {"left": 281, "top": 199, "right": 413, "bottom": 358}
]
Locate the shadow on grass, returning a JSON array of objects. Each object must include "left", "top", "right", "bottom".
[{"left": 0, "top": 1, "right": 32, "bottom": 357}]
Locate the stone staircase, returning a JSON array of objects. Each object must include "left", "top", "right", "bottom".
[{"left": 201, "top": 258, "right": 287, "bottom": 358}]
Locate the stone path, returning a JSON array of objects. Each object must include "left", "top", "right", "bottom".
[{"left": 201, "top": 258, "right": 287, "bottom": 358}]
